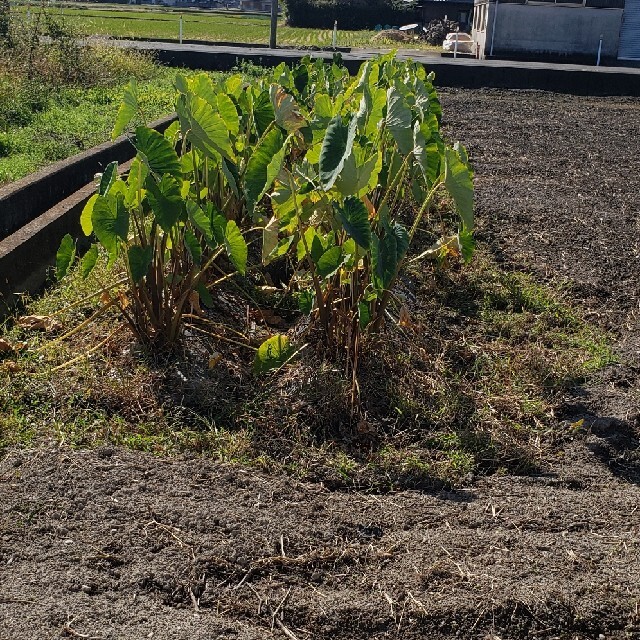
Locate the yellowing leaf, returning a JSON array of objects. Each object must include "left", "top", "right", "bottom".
[
  {"left": 270, "top": 85, "right": 306, "bottom": 132},
  {"left": 208, "top": 352, "right": 223, "bottom": 369}
]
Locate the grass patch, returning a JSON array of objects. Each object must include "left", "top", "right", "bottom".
[
  {"left": 0, "top": 245, "right": 615, "bottom": 490},
  {"left": 0, "top": 9, "right": 202, "bottom": 185},
  {"left": 0, "top": 67, "right": 179, "bottom": 185}
]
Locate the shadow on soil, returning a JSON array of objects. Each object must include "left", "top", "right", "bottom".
[{"left": 558, "top": 396, "right": 640, "bottom": 486}]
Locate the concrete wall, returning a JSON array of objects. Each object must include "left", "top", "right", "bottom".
[{"left": 476, "top": 3, "right": 623, "bottom": 59}]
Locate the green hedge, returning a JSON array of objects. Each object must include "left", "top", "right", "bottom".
[{"left": 283, "top": 0, "right": 421, "bottom": 30}]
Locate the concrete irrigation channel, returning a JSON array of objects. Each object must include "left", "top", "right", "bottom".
[{"left": 1, "top": 43, "right": 640, "bottom": 314}]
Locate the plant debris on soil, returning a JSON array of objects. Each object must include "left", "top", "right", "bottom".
[{"left": 1, "top": 88, "right": 639, "bottom": 639}]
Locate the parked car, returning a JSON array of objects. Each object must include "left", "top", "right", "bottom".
[{"left": 442, "top": 32, "right": 474, "bottom": 54}]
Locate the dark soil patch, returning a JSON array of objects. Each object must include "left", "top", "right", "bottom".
[
  {"left": 1, "top": 88, "right": 640, "bottom": 639},
  {"left": 0, "top": 445, "right": 638, "bottom": 639},
  {"left": 441, "top": 88, "right": 640, "bottom": 486}
]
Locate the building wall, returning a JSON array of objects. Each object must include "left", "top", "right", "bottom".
[{"left": 474, "top": 3, "right": 623, "bottom": 59}]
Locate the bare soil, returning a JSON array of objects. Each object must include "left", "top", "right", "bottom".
[{"left": 1, "top": 88, "right": 639, "bottom": 639}]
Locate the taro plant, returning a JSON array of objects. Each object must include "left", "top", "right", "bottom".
[
  {"left": 260, "top": 54, "right": 474, "bottom": 383},
  {"left": 56, "top": 69, "right": 309, "bottom": 348},
  {"left": 56, "top": 55, "right": 473, "bottom": 379}
]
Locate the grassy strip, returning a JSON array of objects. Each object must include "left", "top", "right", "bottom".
[
  {"left": 0, "top": 245, "right": 615, "bottom": 490},
  {"left": 10, "top": 5, "right": 438, "bottom": 50},
  {"left": 0, "top": 65, "right": 178, "bottom": 185}
]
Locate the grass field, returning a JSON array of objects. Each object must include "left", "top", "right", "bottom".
[{"left": 11, "top": 3, "right": 438, "bottom": 49}]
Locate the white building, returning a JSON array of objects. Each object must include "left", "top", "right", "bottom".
[{"left": 473, "top": 0, "right": 640, "bottom": 64}]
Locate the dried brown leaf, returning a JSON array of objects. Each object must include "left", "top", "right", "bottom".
[{"left": 17, "top": 315, "right": 61, "bottom": 332}]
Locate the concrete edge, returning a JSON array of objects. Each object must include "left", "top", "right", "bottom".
[
  {"left": 0, "top": 162, "right": 134, "bottom": 315},
  {"left": 105, "top": 36, "right": 352, "bottom": 53},
  {"left": 0, "top": 184, "right": 94, "bottom": 315}
]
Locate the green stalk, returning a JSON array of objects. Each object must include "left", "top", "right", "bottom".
[{"left": 288, "top": 171, "right": 328, "bottom": 331}]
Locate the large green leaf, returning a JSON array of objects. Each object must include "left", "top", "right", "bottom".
[
  {"left": 196, "top": 282, "right": 214, "bottom": 308},
  {"left": 221, "top": 158, "right": 240, "bottom": 199},
  {"left": 189, "top": 73, "right": 217, "bottom": 105},
  {"left": 293, "top": 64, "right": 309, "bottom": 95},
  {"left": 372, "top": 223, "right": 409, "bottom": 289},
  {"left": 211, "top": 212, "right": 228, "bottom": 246},
  {"left": 316, "top": 245, "right": 344, "bottom": 278},
  {"left": 128, "top": 244, "right": 153, "bottom": 283},
  {"left": 224, "top": 219, "right": 247, "bottom": 275},
  {"left": 92, "top": 195, "right": 129, "bottom": 259},
  {"left": 186, "top": 201, "right": 214, "bottom": 244},
  {"left": 444, "top": 145, "right": 474, "bottom": 231},
  {"left": 225, "top": 74, "right": 244, "bottom": 99},
  {"left": 413, "top": 121, "right": 441, "bottom": 187},
  {"left": 314, "top": 93, "right": 333, "bottom": 123},
  {"left": 253, "top": 90, "right": 275, "bottom": 137},
  {"left": 217, "top": 93, "right": 240, "bottom": 137},
  {"left": 254, "top": 334, "right": 295, "bottom": 374},
  {"left": 459, "top": 228, "right": 475, "bottom": 263},
  {"left": 183, "top": 228, "right": 202, "bottom": 265},
  {"left": 145, "top": 174, "right": 184, "bottom": 233},
  {"left": 358, "top": 301, "right": 371, "bottom": 329},
  {"left": 335, "top": 196, "right": 371, "bottom": 250},
  {"left": 135, "top": 127, "right": 181, "bottom": 178},
  {"left": 334, "top": 151, "right": 358, "bottom": 197},
  {"left": 386, "top": 87, "right": 413, "bottom": 156},
  {"left": 187, "top": 95, "right": 233, "bottom": 160},
  {"left": 296, "top": 228, "right": 323, "bottom": 264},
  {"left": 319, "top": 115, "right": 357, "bottom": 191},
  {"left": 125, "top": 157, "right": 149, "bottom": 208},
  {"left": 99, "top": 161, "right": 118, "bottom": 196},
  {"left": 365, "top": 87, "right": 387, "bottom": 138},
  {"left": 244, "top": 128, "right": 284, "bottom": 217},
  {"left": 174, "top": 73, "right": 189, "bottom": 95},
  {"left": 163, "top": 120, "right": 181, "bottom": 145},
  {"left": 56, "top": 234, "right": 75, "bottom": 280},
  {"left": 336, "top": 148, "right": 381, "bottom": 198},
  {"left": 111, "top": 78, "right": 138, "bottom": 140},
  {"left": 80, "top": 244, "right": 99, "bottom": 280}
]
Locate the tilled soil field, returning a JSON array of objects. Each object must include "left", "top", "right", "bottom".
[{"left": 1, "top": 88, "right": 639, "bottom": 639}]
